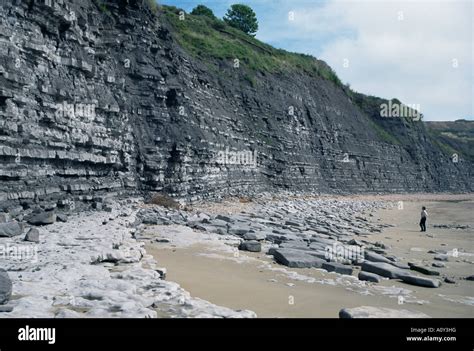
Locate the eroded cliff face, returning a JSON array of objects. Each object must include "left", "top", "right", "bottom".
[{"left": 0, "top": 0, "right": 472, "bottom": 211}]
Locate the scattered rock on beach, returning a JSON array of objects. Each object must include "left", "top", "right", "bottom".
[
  {"left": 27, "top": 211, "right": 56, "bottom": 226},
  {"left": 399, "top": 274, "right": 441, "bottom": 288},
  {"left": 339, "top": 306, "right": 429, "bottom": 318},
  {"left": 24, "top": 228, "right": 40, "bottom": 243},
  {"left": 0, "top": 270, "right": 12, "bottom": 305},
  {"left": 239, "top": 241, "right": 261, "bottom": 252},
  {"left": 273, "top": 248, "right": 325, "bottom": 268},
  {"left": 361, "top": 261, "right": 407, "bottom": 279},
  {"left": 408, "top": 263, "right": 440, "bottom": 276},
  {"left": 0, "top": 221, "right": 23, "bottom": 237},
  {"left": 434, "top": 254, "right": 449, "bottom": 262},
  {"left": 358, "top": 271, "right": 381, "bottom": 283},
  {"left": 432, "top": 262, "right": 446, "bottom": 268}
]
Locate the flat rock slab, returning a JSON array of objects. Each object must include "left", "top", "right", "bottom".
[
  {"left": 273, "top": 248, "right": 325, "bottom": 268},
  {"left": 0, "top": 269, "right": 12, "bottom": 304},
  {"left": 339, "top": 306, "right": 430, "bottom": 318},
  {"left": 434, "top": 254, "right": 449, "bottom": 262},
  {"left": 0, "top": 222, "right": 22, "bottom": 237},
  {"left": 322, "top": 262, "right": 353, "bottom": 275},
  {"left": 364, "top": 250, "right": 393, "bottom": 264},
  {"left": 399, "top": 274, "right": 441, "bottom": 288},
  {"left": 408, "top": 263, "right": 440, "bottom": 276},
  {"left": 358, "top": 271, "right": 381, "bottom": 283},
  {"left": 361, "top": 261, "right": 407, "bottom": 279}
]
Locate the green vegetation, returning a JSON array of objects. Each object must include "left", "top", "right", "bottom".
[
  {"left": 94, "top": 0, "right": 110, "bottom": 14},
  {"left": 146, "top": 0, "right": 158, "bottom": 14},
  {"left": 191, "top": 4, "right": 216, "bottom": 19},
  {"left": 425, "top": 120, "right": 474, "bottom": 161},
  {"left": 160, "top": 6, "right": 342, "bottom": 87},
  {"left": 223, "top": 4, "right": 259, "bottom": 37}
]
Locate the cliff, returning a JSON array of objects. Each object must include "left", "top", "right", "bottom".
[{"left": 0, "top": 0, "right": 472, "bottom": 211}]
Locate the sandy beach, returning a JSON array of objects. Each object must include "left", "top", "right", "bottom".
[{"left": 145, "top": 195, "right": 474, "bottom": 318}]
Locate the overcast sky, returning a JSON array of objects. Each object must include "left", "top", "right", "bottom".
[{"left": 162, "top": 0, "right": 473, "bottom": 121}]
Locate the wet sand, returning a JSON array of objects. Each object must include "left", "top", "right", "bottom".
[{"left": 145, "top": 196, "right": 474, "bottom": 318}]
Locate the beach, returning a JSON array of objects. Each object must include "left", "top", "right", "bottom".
[{"left": 144, "top": 195, "right": 474, "bottom": 317}]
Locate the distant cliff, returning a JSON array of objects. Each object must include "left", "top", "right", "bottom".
[
  {"left": 0, "top": 0, "right": 472, "bottom": 211},
  {"left": 425, "top": 120, "right": 474, "bottom": 163}
]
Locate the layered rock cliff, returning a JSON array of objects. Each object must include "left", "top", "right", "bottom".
[{"left": 0, "top": 0, "right": 472, "bottom": 211}]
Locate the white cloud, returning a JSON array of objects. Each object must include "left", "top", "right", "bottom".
[{"left": 258, "top": 0, "right": 473, "bottom": 121}]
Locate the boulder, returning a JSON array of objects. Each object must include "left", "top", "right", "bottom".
[
  {"left": 361, "top": 261, "right": 407, "bottom": 279},
  {"left": 0, "top": 270, "right": 12, "bottom": 305},
  {"left": 239, "top": 241, "right": 261, "bottom": 253},
  {"left": 339, "top": 306, "right": 430, "bottom": 318},
  {"left": 465, "top": 275, "right": 474, "bottom": 281},
  {"left": 0, "top": 221, "right": 22, "bottom": 237},
  {"left": 444, "top": 277, "right": 455, "bottom": 284},
  {"left": 24, "top": 228, "right": 40, "bottom": 243},
  {"left": 399, "top": 274, "right": 441, "bottom": 288},
  {"left": 432, "top": 262, "right": 445, "bottom": 268},
  {"left": 56, "top": 213, "right": 68, "bottom": 222},
  {"left": 273, "top": 248, "right": 325, "bottom": 268},
  {"left": 27, "top": 211, "right": 56, "bottom": 226},
  {"left": 358, "top": 271, "right": 381, "bottom": 283},
  {"left": 0, "top": 305, "right": 13, "bottom": 313},
  {"left": 408, "top": 263, "right": 440, "bottom": 276}
]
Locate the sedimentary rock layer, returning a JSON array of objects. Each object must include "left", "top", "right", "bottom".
[{"left": 0, "top": 0, "right": 472, "bottom": 212}]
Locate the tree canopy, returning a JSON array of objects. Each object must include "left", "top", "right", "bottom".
[
  {"left": 223, "top": 4, "right": 259, "bottom": 36},
  {"left": 191, "top": 5, "right": 216, "bottom": 19}
]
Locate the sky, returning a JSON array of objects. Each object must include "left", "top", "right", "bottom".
[{"left": 160, "top": 0, "right": 473, "bottom": 121}]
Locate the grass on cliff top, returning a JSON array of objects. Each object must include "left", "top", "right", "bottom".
[{"left": 160, "top": 6, "right": 343, "bottom": 87}]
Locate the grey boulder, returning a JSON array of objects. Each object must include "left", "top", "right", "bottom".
[
  {"left": 28, "top": 211, "right": 56, "bottom": 226},
  {"left": 0, "top": 221, "right": 23, "bottom": 237},
  {"left": 24, "top": 228, "right": 40, "bottom": 243},
  {"left": 0, "top": 270, "right": 12, "bottom": 305},
  {"left": 239, "top": 241, "right": 261, "bottom": 252}
]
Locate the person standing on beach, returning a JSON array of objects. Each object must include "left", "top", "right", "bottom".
[{"left": 420, "top": 206, "right": 428, "bottom": 232}]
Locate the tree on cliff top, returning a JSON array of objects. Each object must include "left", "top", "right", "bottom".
[
  {"left": 223, "top": 4, "right": 259, "bottom": 36},
  {"left": 191, "top": 4, "right": 216, "bottom": 19}
]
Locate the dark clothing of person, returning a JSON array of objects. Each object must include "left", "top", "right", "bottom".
[{"left": 420, "top": 217, "right": 426, "bottom": 232}]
